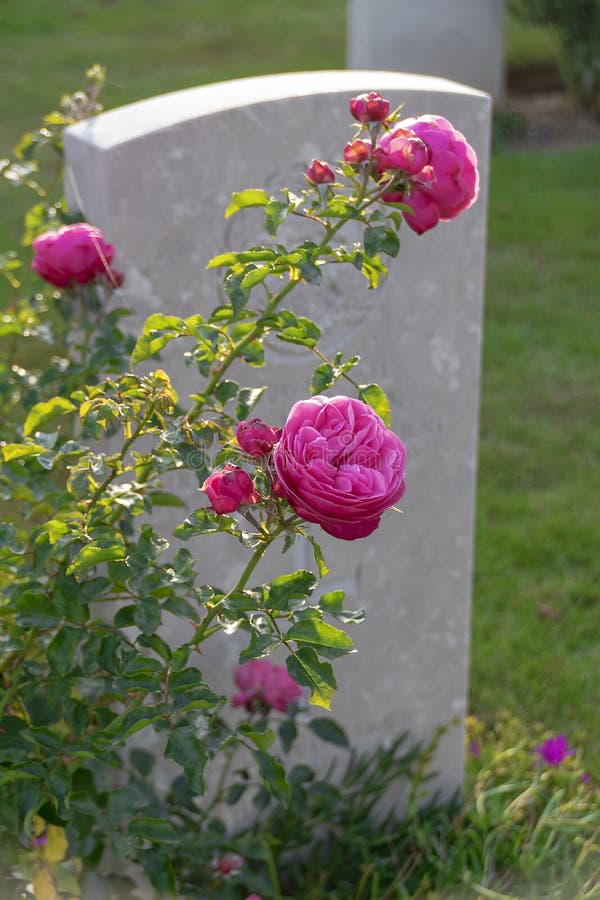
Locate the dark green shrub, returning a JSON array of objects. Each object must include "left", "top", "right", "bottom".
[{"left": 511, "top": 0, "right": 600, "bottom": 113}]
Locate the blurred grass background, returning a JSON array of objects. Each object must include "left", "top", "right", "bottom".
[{"left": 1, "top": 2, "right": 598, "bottom": 773}]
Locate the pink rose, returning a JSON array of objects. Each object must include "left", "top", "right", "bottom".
[
  {"left": 202, "top": 464, "right": 260, "bottom": 514},
  {"left": 343, "top": 138, "right": 372, "bottom": 165},
  {"left": 273, "top": 395, "right": 406, "bottom": 540},
  {"left": 375, "top": 127, "right": 430, "bottom": 176},
  {"left": 380, "top": 116, "right": 478, "bottom": 234},
  {"left": 236, "top": 418, "right": 282, "bottom": 457},
  {"left": 232, "top": 659, "right": 303, "bottom": 713},
  {"left": 245, "top": 895, "right": 262, "bottom": 900},
  {"left": 212, "top": 853, "right": 244, "bottom": 877},
  {"left": 31, "top": 223, "right": 116, "bottom": 288},
  {"left": 349, "top": 91, "right": 390, "bottom": 123},
  {"left": 306, "top": 159, "right": 335, "bottom": 185}
]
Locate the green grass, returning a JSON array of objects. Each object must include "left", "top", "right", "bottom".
[
  {"left": 1, "top": 1, "right": 598, "bottom": 776},
  {"left": 472, "top": 146, "right": 600, "bottom": 775}
]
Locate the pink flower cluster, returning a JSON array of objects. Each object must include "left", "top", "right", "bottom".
[
  {"left": 31, "top": 223, "right": 121, "bottom": 288},
  {"left": 202, "top": 397, "right": 407, "bottom": 542},
  {"left": 232, "top": 659, "right": 303, "bottom": 713},
  {"left": 377, "top": 115, "right": 479, "bottom": 234},
  {"left": 308, "top": 90, "right": 479, "bottom": 235}
]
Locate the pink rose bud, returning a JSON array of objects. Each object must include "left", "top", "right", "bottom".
[
  {"left": 245, "top": 895, "right": 262, "bottom": 900},
  {"left": 273, "top": 395, "right": 406, "bottom": 540},
  {"left": 306, "top": 159, "right": 335, "bottom": 185},
  {"left": 202, "top": 464, "right": 260, "bottom": 514},
  {"left": 349, "top": 91, "right": 390, "bottom": 123},
  {"left": 395, "top": 115, "right": 479, "bottom": 234},
  {"left": 232, "top": 659, "right": 303, "bottom": 713},
  {"left": 212, "top": 853, "right": 244, "bottom": 877},
  {"left": 375, "top": 127, "right": 430, "bottom": 176},
  {"left": 343, "top": 138, "right": 372, "bottom": 165},
  {"left": 31, "top": 223, "right": 116, "bottom": 288},
  {"left": 236, "top": 418, "right": 282, "bottom": 457}
]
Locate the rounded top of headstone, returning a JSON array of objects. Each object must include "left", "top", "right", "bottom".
[{"left": 65, "top": 70, "right": 490, "bottom": 150}]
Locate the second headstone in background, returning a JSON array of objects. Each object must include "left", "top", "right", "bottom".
[{"left": 347, "top": 0, "right": 505, "bottom": 101}]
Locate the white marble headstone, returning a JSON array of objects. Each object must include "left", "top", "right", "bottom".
[
  {"left": 64, "top": 70, "right": 491, "bottom": 800},
  {"left": 348, "top": 0, "right": 505, "bottom": 101}
]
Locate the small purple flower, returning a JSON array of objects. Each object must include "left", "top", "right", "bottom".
[
  {"left": 534, "top": 734, "right": 576, "bottom": 767},
  {"left": 468, "top": 739, "right": 481, "bottom": 759},
  {"left": 581, "top": 772, "right": 591, "bottom": 783}
]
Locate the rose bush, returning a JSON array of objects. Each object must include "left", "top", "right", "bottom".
[
  {"left": 0, "top": 72, "right": 482, "bottom": 899},
  {"left": 273, "top": 395, "right": 407, "bottom": 540}
]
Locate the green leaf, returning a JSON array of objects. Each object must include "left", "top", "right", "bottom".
[
  {"left": 236, "top": 386, "right": 266, "bottom": 420},
  {"left": 308, "top": 717, "right": 349, "bottom": 748},
  {"left": 252, "top": 749, "right": 290, "bottom": 805},
  {"left": 310, "top": 362, "right": 334, "bottom": 395},
  {"left": 306, "top": 535, "right": 329, "bottom": 577},
  {"left": 268, "top": 570, "right": 317, "bottom": 610},
  {"left": 129, "top": 817, "right": 180, "bottom": 845},
  {"left": 147, "top": 491, "right": 186, "bottom": 508},
  {"left": 131, "top": 313, "right": 187, "bottom": 364},
  {"left": 239, "top": 632, "right": 281, "bottom": 664},
  {"left": 47, "top": 626, "right": 81, "bottom": 675},
  {"left": 238, "top": 722, "right": 275, "bottom": 751},
  {"left": 364, "top": 225, "right": 400, "bottom": 258},
  {"left": 298, "top": 255, "right": 321, "bottom": 285},
  {"left": 16, "top": 591, "right": 60, "bottom": 628},
  {"left": 214, "top": 379, "right": 238, "bottom": 406},
  {"left": 319, "top": 590, "right": 365, "bottom": 625},
  {"left": 224, "top": 271, "right": 247, "bottom": 315},
  {"left": 138, "top": 849, "right": 177, "bottom": 896},
  {"left": 225, "top": 189, "right": 270, "bottom": 219},
  {"left": 1, "top": 442, "right": 46, "bottom": 461},
  {"left": 358, "top": 383, "right": 392, "bottom": 427},
  {"left": 277, "top": 316, "right": 321, "bottom": 349},
  {"left": 134, "top": 596, "right": 161, "bottom": 635},
  {"left": 286, "top": 647, "right": 336, "bottom": 710},
  {"left": 165, "top": 725, "right": 207, "bottom": 795},
  {"left": 130, "top": 747, "right": 155, "bottom": 777},
  {"left": 174, "top": 508, "right": 238, "bottom": 540},
  {"left": 66, "top": 540, "right": 127, "bottom": 575},
  {"left": 286, "top": 618, "right": 354, "bottom": 654},
  {"left": 265, "top": 199, "right": 289, "bottom": 235},
  {"left": 23, "top": 397, "right": 74, "bottom": 436}
]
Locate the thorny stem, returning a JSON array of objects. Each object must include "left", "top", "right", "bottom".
[
  {"left": 193, "top": 522, "right": 285, "bottom": 645},
  {"left": 185, "top": 188, "right": 375, "bottom": 426}
]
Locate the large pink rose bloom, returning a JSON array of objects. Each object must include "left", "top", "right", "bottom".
[
  {"left": 273, "top": 395, "right": 406, "bottom": 541},
  {"left": 380, "top": 115, "right": 479, "bottom": 235},
  {"left": 232, "top": 659, "right": 303, "bottom": 713},
  {"left": 32, "top": 223, "right": 116, "bottom": 288}
]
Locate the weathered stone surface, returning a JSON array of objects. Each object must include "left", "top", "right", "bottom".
[
  {"left": 347, "top": 0, "right": 505, "bottom": 100},
  {"left": 64, "top": 70, "right": 491, "bottom": 799}
]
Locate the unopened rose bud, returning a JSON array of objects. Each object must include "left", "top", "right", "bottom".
[
  {"left": 349, "top": 91, "right": 390, "bottom": 123},
  {"left": 343, "top": 139, "right": 372, "bottom": 165},
  {"left": 236, "top": 418, "right": 281, "bottom": 457},
  {"left": 202, "top": 464, "right": 260, "bottom": 514},
  {"left": 306, "top": 159, "right": 335, "bottom": 185}
]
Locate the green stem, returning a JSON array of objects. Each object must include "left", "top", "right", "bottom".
[
  {"left": 193, "top": 523, "right": 284, "bottom": 645},
  {"left": 88, "top": 401, "right": 158, "bottom": 510}
]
